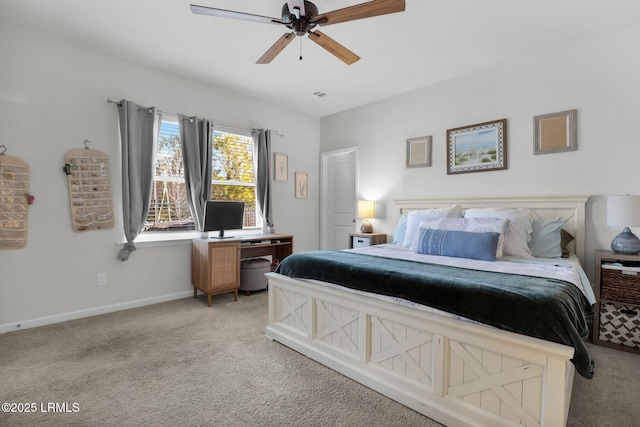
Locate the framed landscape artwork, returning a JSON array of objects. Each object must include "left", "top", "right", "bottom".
[
  {"left": 533, "top": 109, "right": 577, "bottom": 155},
  {"left": 446, "top": 119, "right": 507, "bottom": 175}
]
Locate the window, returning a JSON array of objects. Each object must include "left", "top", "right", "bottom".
[
  {"left": 210, "top": 129, "right": 258, "bottom": 229},
  {"left": 144, "top": 115, "right": 260, "bottom": 232}
]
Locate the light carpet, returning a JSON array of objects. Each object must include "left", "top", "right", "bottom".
[{"left": 0, "top": 291, "right": 638, "bottom": 426}]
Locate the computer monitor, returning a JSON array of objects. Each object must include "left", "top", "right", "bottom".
[{"left": 203, "top": 201, "right": 245, "bottom": 239}]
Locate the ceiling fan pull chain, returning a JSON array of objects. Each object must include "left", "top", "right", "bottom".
[{"left": 299, "top": 37, "right": 303, "bottom": 61}]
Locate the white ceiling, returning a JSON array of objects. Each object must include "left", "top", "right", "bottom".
[{"left": 3, "top": 0, "right": 640, "bottom": 117}]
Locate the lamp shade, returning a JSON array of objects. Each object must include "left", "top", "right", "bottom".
[
  {"left": 607, "top": 195, "right": 640, "bottom": 227},
  {"left": 357, "top": 200, "right": 375, "bottom": 233},
  {"left": 357, "top": 200, "right": 376, "bottom": 219}
]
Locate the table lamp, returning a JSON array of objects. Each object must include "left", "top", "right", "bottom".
[
  {"left": 607, "top": 195, "right": 640, "bottom": 254},
  {"left": 358, "top": 200, "right": 376, "bottom": 233}
]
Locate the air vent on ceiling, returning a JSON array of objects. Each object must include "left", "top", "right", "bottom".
[{"left": 312, "top": 91, "right": 327, "bottom": 98}]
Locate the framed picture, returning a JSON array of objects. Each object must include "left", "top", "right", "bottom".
[
  {"left": 533, "top": 109, "right": 577, "bottom": 155},
  {"left": 274, "top": 153, "right": 288, "bottom": 181},
  {"left": 446, "top": 118, "right": 507, "bottom": 175},
  {"left": 294, "top": 172, "right": 308, "bottom": 199},
  {"left": 406, "top": 136, "right": 432, "bottom": 168}
]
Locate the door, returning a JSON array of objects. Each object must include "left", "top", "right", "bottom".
[{"left": 320, "top": 147, "right": 358, "bottom": 250}]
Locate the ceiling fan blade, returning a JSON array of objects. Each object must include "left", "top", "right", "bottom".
[
  {"left": 256, "top": 33, "right": 297, "bottom": 64},
  {"left": 313, "top": 0, "right": 405, "bottom": 26},
  {"left": 307, "top": 31, "right": 360, "bottom": 65},
  {"left": 190, "top": 4, "right": 282, "bottom": 25},
  {"left": 287, "top": 0, "right": 305, "bottom": 17}
]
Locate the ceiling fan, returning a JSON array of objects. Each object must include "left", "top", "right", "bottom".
[{"left": 190, "top": 0, "right": 406, "bottom": 65}]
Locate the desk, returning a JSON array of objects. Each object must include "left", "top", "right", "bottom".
[{"left": 191, "top": 233, "right": 293, "bottom": 307}]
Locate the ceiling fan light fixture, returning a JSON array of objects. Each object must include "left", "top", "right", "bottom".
[{"left": 292, "top": 20, "right": 308, "bottom": 36}]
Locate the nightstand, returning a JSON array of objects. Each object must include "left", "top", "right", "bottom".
[
  {"left": 593, "top": 250, "right": 640, "bottom": 353},
  {"left": 349, "top": 232, "right": 387, "bottom": 249}
]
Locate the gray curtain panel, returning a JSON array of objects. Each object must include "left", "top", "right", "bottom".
[
  {"left": 252, "top": 129, "right": 273, "bottom": 231},
  {"left": 178, "top": 114, "right": 212, "bottom": 233},
  {"left": 118, "top": 100, "right": 157, "bottom": 261}
]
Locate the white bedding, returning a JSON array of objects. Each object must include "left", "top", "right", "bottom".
[{"left": 349, "top": 243, "right": 596, "bottom": 305}]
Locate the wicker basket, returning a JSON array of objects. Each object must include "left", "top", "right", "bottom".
[{"left": 601, "top": 266, "right": 640, "bottom": 305}]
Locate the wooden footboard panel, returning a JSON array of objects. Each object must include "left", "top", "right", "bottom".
[{"left": 266, "top": 273, "right": 576, "bottom": 427}]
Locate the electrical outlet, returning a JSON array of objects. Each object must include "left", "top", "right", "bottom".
[{"left": 97, "top": 273, "right": 108, "bottom": 286}]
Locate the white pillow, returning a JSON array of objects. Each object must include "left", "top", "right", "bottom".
[
  {"left": 464, "top": 208, "right": 534, "bottom": 258},
  {"left": 415, "top": 217, "right": 509, "bottom": 259},
  {"left": 392, "top": 214, "right": 408, "bottom": 244},
  {"left": 401, "top": 205, "right": 462, "bottom": 247}
]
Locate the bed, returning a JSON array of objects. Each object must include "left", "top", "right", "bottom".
[{"left": 265, "top": 195, "right": 593, "bottom": 427}]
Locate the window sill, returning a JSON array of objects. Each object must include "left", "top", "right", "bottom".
[{"left": 116, "top": 228, "right": 263, "bottom": 249}]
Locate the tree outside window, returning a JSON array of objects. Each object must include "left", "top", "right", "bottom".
[
  {"left": 144, "top": 117, "right": 258, "bottom": 232},
  {"left": 211, "top": 131, "right": 256, "bottom": 228}
]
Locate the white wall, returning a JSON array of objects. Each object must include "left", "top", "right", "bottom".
[
  {"left": 0, "top": 24, "right": 320, "bottom": 330},
  {"left": 320, "top": 23, "right": 640, "bottom": 282}
]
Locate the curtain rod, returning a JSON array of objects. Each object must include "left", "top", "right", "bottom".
[{"left": 106, "top": 99, "right": 283, "bottom": 137}]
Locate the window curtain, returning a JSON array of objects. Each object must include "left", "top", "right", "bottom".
[
  {"left": 178, "top": 114, "right": 212, "bottom": 233},
  {"left": 252, "top": 129, "right": 273, "bottom": 232},
  {"left": 117, "top": 100, "right": 157, "bottom": 261}
]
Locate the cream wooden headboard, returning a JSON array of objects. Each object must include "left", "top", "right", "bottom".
[{"left": 393, "top": 195, "right": 589, "bottom": 265}]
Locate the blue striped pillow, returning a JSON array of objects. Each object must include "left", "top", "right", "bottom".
[{"left": 414, "top": 228, "right": 500, "bottom": 261}]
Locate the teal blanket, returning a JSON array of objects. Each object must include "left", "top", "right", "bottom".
[{"left": 275, "top": 250, "right": 595, "bottom": 378}]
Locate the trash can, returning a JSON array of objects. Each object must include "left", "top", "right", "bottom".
[{"left": 240, "top": 258, "right": 271, "bottom": 295}]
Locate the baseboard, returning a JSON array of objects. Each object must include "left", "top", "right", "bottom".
[{"left": 0, "top": 291, "right": 193, "bottom": 334}]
